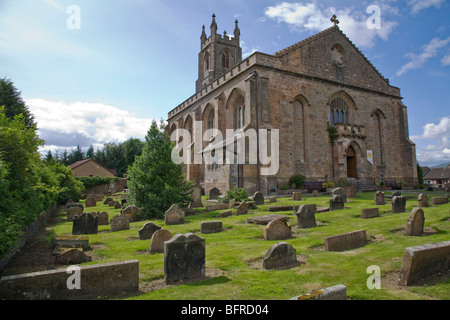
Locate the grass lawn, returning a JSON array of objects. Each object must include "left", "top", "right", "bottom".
[{"left": 51, "top": 191, "right": 450, "bottom": 300}]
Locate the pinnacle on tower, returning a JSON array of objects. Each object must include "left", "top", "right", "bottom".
[
  {"left": 210, "top": 13, "right": 217, "bottom": 35},
  {"left": 234, "top": 19, "right": 240, "bottom": 41}
]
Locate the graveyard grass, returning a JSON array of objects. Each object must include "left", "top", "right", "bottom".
[{"left": 50, "top": 192, "right": 450, "bottom": 300}]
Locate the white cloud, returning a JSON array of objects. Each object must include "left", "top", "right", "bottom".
[
  {"left": 26, "top": 98, "right": 154, "bottom": 152},
  {"left": 408, "top": 0, "right": 447, "bottom": 14},
  {"left": 263, "top": 2, "right": 398, "bottom": 48},
  {"left": 441, "top": 54, "right": 450, "bottom": 65},
  {"left": 396, "top": 37, "right": 450, "bottom": 76}
]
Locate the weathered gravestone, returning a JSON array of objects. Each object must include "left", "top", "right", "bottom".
[
  {"left": 122, "top": 205, "right": 142, "bottom": 222},
  {"left": 209, "top": 187, "right": 220, "bottom": 200},
  {"left": 264, "top": 219, "right": 292, "bottom": 241},
  {"left": 392, "top": 196, "right": 407, "bottom": 213},
  {"left": 217, "top": 210, "right": 232, "bottom": 218},
  {"left": 406, "top": 208, "right": 425, "bottom": 237},
  {"left": 398, "top": 241, "right": 450, "bottom": 286},
  {"left": 191, "top": 183, "right": 203, "bottom": 208},
  {"left": 103, "top": 197, "right": 113, "bottom": 205},
  {"left": 346, "top": 187, "right": 357, "bottom": 198},
  {"left": 139, "top": 222, "right": 161, "bottom": 240},
  {"left": 290, "top": 285, "right": 347, "bottom": 300},
  {"left": 51, "top": 235, "right": 89, "bottom": 251},
  {"left": 374, "top": 191, "right": 385, "bottom": 205},
  {"left": 236, "top": 201, "right": 248, "bottom": 215},
  {"left": 263, "top": 242, "right": 298, "bottom": 270},
  {"left": 268, "top": 205, "right": 294, "bottom": 212},
  {"left": 165, "top": 204, "right": 185, "bottom": 225},
  {"left": 417, "top": 193, "right": 429, "bottom": 208},
  {"left": 72, "top": 213, "right": 98, "bottom": 235},
  {"left": 269, "top": 184, "right": 277, "bottom": 195},
  {"left": 97, "top": 211, "right": 109, "bottom": 225},
  {"left": 431, "top": 197, "right": 448, "bottom": 205},
  {"left": 329, "top": 195, "right": 344, "bottom": 211},
  {"left": 149, "top": 229, "right": 173, "bottom": 254},
  {"left": 200, "top": 221, "right": 222, "bottom": 234},
  {"left": 66, "top": 206, "right": 83, "bottom": 222},
  {"left": 85, "top": 196, "right": 97, "bottom": 208},
  {"left": 164, "top": 233, "right": 206, "bottom": 284},
  {"left": 268, "top": 196, "right": 277, "bottom": 203},
  {"left": 296, "top": 204, "right": 317, "bottom": 228},
  {"left": 332, "top": 187, "right": 347, "bottom": 203},
  {"left": 292, "top": 192, "right": 301, "bottom": 201},
  {"left": 312, "top": 190, "right": 319, "bottom": 197},
  {"left": 110, "top": 215, "right": 130, "bottom": 232},
  {"left": 324, "top": 230, "right": 367, "bottom": 252},
  {"left": 246, "top": 214, "right": 286, "bottom": 225},
  {"left": 252, "top": 191, "right": 265, "bottom": 205},
  {"left": 361, "top": 208, "right": 380, "bottom": 219}
]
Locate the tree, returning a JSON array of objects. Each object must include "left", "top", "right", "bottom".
[
  {"left": 68, "top": 145, "right": 85, "bottom": 164},
  {"left": 0, "top": 77, "right": 35, "bottom": 128},
  {"left": 127, "top": 120, "right": 192, "bottom": 219},
  {"left": 86, "top": 144, "right": 95, "bottom": 159}
]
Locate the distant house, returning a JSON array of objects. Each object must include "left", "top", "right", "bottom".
[
  {"left": 423, "top": 166, "right": 450, "bottom": 188},
  {"left": 70, "top": 159, "right": 117, "bottom": 177}
]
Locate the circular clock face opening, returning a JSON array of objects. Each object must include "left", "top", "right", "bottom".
[{"left": 331, "top": 43, "right": 347, "bottom": 67}]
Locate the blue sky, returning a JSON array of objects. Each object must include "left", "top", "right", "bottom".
[{"left": 0, "top": 0, "right": 449, "bottom": 167}]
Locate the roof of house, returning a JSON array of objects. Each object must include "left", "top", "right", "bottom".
[
  {"left": 423, "top": 167, "right": 450, "bottom": 180},
  {"left": 69, "top": 159, "right": 117, "bottom": 176}
]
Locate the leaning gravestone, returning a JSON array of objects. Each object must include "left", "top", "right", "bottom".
[
  {"left": 332, "top": 188, "right": 347, "bottom": 203},
  {"left": 264, "top": 219, "right": 292, "bottom": 241},
  {"left": 392, "top": 196, "right": 407, "bottom": 213},
  {"left": 139, "top": 222, "right": 162, "bottom": 240},
  {"left": 164, "top": 233, "right": 206, "bottom": 284},
  {"left": 296, "top": 204, "right": 317, "bottom": 229},
  {"left": 122, "top": 205, "right": 142, "bottom": 222},
  {"left": 165, "top": 204, "right": 185, "bottom": 225},
  {"left": 72, "top": 213, "right": 98, "bottom": 235},
  {"left": 66, "top": 206, "right": 83, "bottom": 222},
  {"left": 150, "top": 229, "right": 173, "bottom": 254},
  {"left": 263, "top": 242, "right": 298, "bottom": 270},
  {"left": 252, "top": 191, "right": 265, "bottom": 205},
  {"left": 209, "top": 187, "right": 220, "bottom": 200},
  {"left": 110, "top": 215, "right": 130, "bottom": 232},
  {"left": 329, "top": 195, "right": 344, "bottom": 211},
  {"left": 246, "top": 214, "right": 287, "bottom": 225},
  {"left": 417, "top": 193, "right": 429, "bottom": 208},
  {"left": 324, "top": 230, "right": 367, "bottom": 252},
  {"left": 236, "top": 201, "right": 248, "bottom": 215},
  {"left": 406, "top": 208, "right": 425, "bottom": 237},
  {"left": 374, "top": 191, "right": 385, "bottom": 205}
]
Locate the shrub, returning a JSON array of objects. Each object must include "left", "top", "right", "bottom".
[
  {"left": 289, "top": 174, "right": 306, "bottom": 189},
  {"left": 226, "top": 187, "right": 249, "bottom": 202}
]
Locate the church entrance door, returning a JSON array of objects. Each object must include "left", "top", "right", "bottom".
[{"left": 346, "top": 146, "right": 357, "bottom": 178}]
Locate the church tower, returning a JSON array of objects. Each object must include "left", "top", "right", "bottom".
[{"left": 196, "top": 14, "right": 242, "bottom": 92}]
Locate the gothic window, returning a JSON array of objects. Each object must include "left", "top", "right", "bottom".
[
  {"left": 204, "top": 52, "right": 210, "bottom": 71},
  {"left": 330, "top": 97, "right": 349, "bottom": 125},
  {"left": 222, "top": 50, "right": 230, "bottom": 68},
  {"left": 233, "top": 104, "right": 245, "bottom": 130}
]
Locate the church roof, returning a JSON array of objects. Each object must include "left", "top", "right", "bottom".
[{"left": 274, "top": 25, "right": 390, "bottom": 86}]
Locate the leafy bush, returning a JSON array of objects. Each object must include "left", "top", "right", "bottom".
[
  {"left": 289, "top": 174, "right": 306, "bottom": 189},
  {"left": 76, "top": 176, "right": 118, "bottom": 188},
  {"left": 226, "top": 187, "right": 249, "bottom": 202}
]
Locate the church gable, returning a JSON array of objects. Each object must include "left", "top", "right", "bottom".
[{"left": 274, "top": 26, "right": 400, "bottom": 97}]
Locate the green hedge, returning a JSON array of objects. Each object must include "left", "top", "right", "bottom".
[{"left": 76, "top": 176, "right": 119, "bottom": 188}]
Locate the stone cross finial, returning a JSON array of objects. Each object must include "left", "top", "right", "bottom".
[{"left": 330, "top": 14, "right": 339, "bottom": 26}]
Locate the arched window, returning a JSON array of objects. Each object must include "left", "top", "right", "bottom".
[
  {"left": 222, "top": 50, "right": 230, "bottom": 68},
  {"left": 233, "top": 102, "right": 245, "bottom": 130},
  {"left": 330, "top": 97, "right": 349, "bottom": 125},
  {"left": 204, "top": 52, "right": 210, "bottom": 71}
]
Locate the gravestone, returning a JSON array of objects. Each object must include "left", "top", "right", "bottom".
[
  {"left": 114, "top": 201, "right": 122, "bottom": 209},
  {"left": 51, "top": 235, "right": 89, "bottom": 251},
  {"left": 252, "top": 191, "right": 265, "bottom": 205},
  {"left": 329, "top": 195, "right": 344, "bottom": 211},
  {"left": 150, "top": 229, "right": 173, "bottom": 254},
  {"left": 264, "top": 219, "right": 292, "bottom": 241},
  {"left": 346, "top": 187, "right": 357, "bottom": 198},
  {"left": 191, "top": 183, "right": 203, "bottom": 208},
  {"left": 361, "top": 208, "right": 380, "bottom": 219},
  {"left": 431, "top": 197, "right": 448, "bottom": 205},
  {"left": 66, "top": 206, "right": 83, "bottom": 222},
  {"left": 85, "top": 197, "right": 97, "bottom": 208},
  {"left": 164, "top": 233, "right": 206, "bottom": 284},
  {"left": 375, "top": 191, "right": 385, "bottom": 205},
  {"left": 209, "top": 187, "right": 220, "bottom": 200},
  {"left": 97, "top": 211, "right": 109, "bottom": 225},
  {"left": 406, "top": 208, "right": 425, "bottom": 237},
  {"left": 268, "top": 184, "right": 277, "bottom": 195},
  {"left": 110, "top": 215, "right": 130, "bottom": 232},
  {"left": 296, "top": 204, "right": 317, "bottom": 228},
  {"left": 324, "top": 230, "right": 367, "bottom": 252},
  {"left": 392, "top": 191, "right": 402, "bottom": 197},
  {"left": 165, "top": 204, "right": 185, "bottom": 225},
  {"left": 290, "top": 285, "right": 347, "bottom": 300},
  {"left": 268, "top": 205, "right": 294, "bottom": 212},
  {"left": 263, "top": 242, "right": 297, "bottom": 270},
  {"left": 332, "top": 187, "right": 347, "bottom": 203},
  {"left": 205, "top": 203, "right": 229, "bottom": 212},
  {"left": 54, "top": 248, "right": 92, "bottom": 265},
  {"left": 392, "top": 196, "right": 407, "bottom": 213},
  {"left": 200, "top": 221, "right": 222, "bottom": 234},
  {"left": 139, "top": 222, "right": 162, "bottom": 240},
  {"left": 268, "top": 196, "right": 277, "bottom": 203},
  {"left": 217, "top": 210, "right": 232, "bottom": 218},
  {"left": 292, "top": 192, "right": 301, "bottom": 201},
  {"left": 122, "top": 205, "right": 142, "bottom": 222},
  {"left": 247, "top": 214, "right": 287, "bottom": 225},
  {"left": 418, "top": 193, "right": 429, "bottom": 208},
  {"left": 104, "top": 197, "right": 113, "bottom": 205},
  {"left": 236, "top": 201, "right": 248, "bottom": 215},
  {"left": 72, "top": 213, "right": 98, "bottom": 235},
  {"left": 312, "top": 190, "right": 319, "bottom": 197}
]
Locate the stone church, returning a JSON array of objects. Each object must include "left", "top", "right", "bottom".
[{"left": 167, "top": 14, "right": 418, "bottom": 195}]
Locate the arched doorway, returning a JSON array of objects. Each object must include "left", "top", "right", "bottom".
[{"left": 346, "top": 146, "right": 357, "bottom": 178}]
